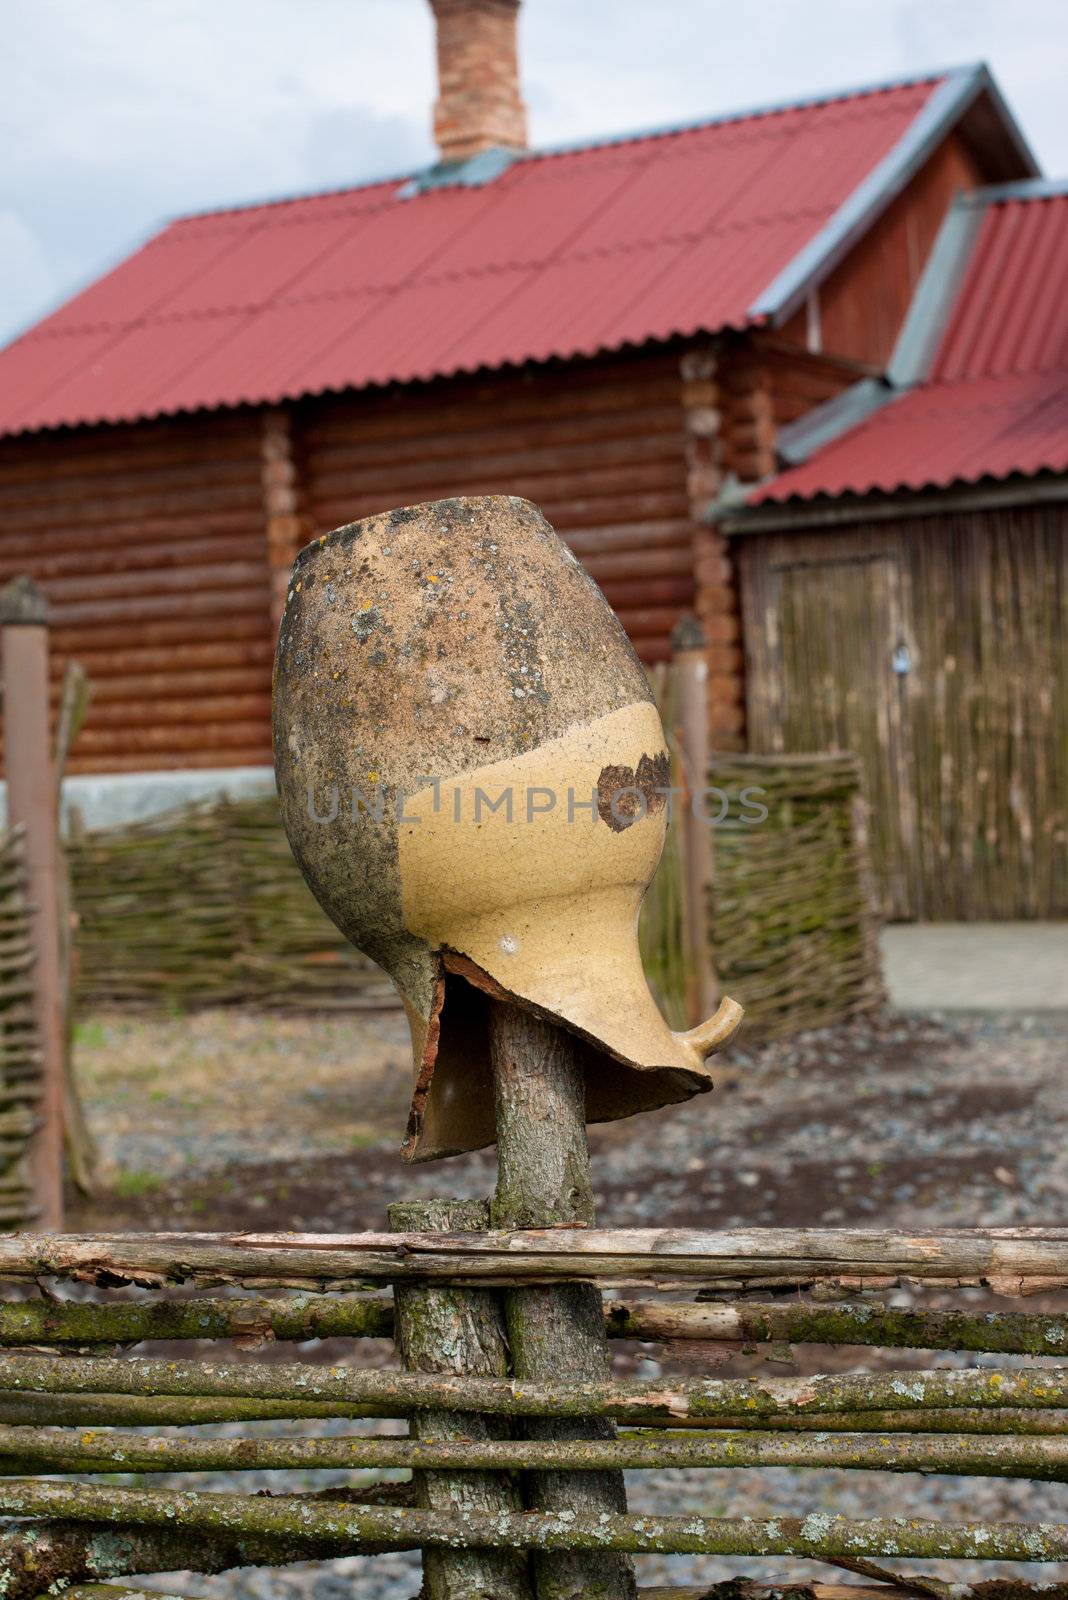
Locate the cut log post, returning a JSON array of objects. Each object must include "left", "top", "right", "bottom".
[
  {"left": 489, "top": 999, "right": 636, "bottom": 1600},
  {"left": 0, "top": 577, "right": 64, "bottom": 1227},
  {"left": 388, "top": 1197, "right": 533, "bottom": 1600}
]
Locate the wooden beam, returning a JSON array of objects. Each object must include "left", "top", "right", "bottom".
[
  {"left": 389, "top": 1197, "right": 531, "bottom": 1600},
  {"left": 680, "top": 345, "right": 745, "bottom": 748},
  {"left": 672, "top": 614, "right": 718, "bottom": 1021},
  {"left": 260, "top": 407, "right": 311, "bottom": 635},
  {"left": 4, "top": 1225, "right": 1066, "bottom": 1291}
]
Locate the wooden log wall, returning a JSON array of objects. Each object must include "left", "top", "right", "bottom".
[
  {"left": 738, "top": 498, "right": 1068, "bottom": 920},
  {"left": 0, "top": 340, "right": 895, "bottom": 782},
  {"left": 0, "top": 413, "right": 273, "bottom": 775},
  {"left": 297, "top": 349, "right": 696, "bottom": 666},
  {"left": 758, "top": 340, "right": 869, "bottom": 434}
]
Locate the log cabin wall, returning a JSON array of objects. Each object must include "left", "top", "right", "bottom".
[
  {"left": 0, "top": 412, "right": 272, "bottom": 775},
  {"left": 736, "top": 497, "right": 1068, "bottom": 920},
  {"left": 0, "top": 345, "right": 752, "bottom": 778},
  {"left": 298, "top": 347, "right": 699, "bottom": 663},
  {"left": 298, "top": 345, "right": 755, "bottom": 748}
]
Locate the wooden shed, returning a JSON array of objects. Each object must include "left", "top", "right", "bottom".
[
  {"left": 723, "top": 179, "right": 1068, "bottom": 920},
  {"left": 0, "top": 1, "right": 1036, "bottom": 802}
]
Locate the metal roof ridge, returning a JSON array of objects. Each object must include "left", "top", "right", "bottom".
[
  {"left": 886, "top": 192, "right": 985, "bottom": 387},
  {"left": 745, "top": 63, "right": 1039, "bottom": 331}
]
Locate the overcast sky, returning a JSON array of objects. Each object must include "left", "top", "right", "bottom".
[{"left": 4, "top": 0, "right": 1067, "bottom": 349}]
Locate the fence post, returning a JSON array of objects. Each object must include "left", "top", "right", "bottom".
[
  {"left": 489, "top": 1001, "right": 636, "bottom": 1600},
  {"left": 0, "top": 578, "right": 64, "bottom": 1228},
  {"left": 388, "top": 1197, "right": 532, "bottom": 1600},
  {"left": 671, "top": 614, "right": 718, "bottom": 1023}
]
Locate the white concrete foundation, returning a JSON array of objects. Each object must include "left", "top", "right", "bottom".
[{"left": 0, "top": 766, "right": 277, "bottom": 835}]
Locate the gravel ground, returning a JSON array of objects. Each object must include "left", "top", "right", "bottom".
[{"left": 65, "top": 1003, "right": 1068, "bottom": 1597}]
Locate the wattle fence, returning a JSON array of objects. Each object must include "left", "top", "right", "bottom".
[
  {"left": 0, "top": 1223, "right": 1066, "bottom": 1598},
  {"left": 66, "top": 749, "right": 884, "bottom": 1040},
  {"left": 706, "top": 752, "right": 885, "bottom": 1038},
  {"left": 66, "top": 796, "right": 393, "bottom": 1011},
  {"left": 0, "top": 828, "right": 39, "bottom": 1227}
]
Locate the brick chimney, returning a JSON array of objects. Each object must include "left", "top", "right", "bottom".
[{"left": 429, "top": 0, "right": 528, "bottom": 164}]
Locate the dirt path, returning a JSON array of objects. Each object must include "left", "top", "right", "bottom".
[{"left": 72, "top": 1005, "right": 1066, "bottom": 1236}]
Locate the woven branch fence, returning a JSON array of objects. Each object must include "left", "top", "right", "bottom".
[
  {"left": 68, "top": 789, "right": 688, "bottom": 1021},
  {"left": 0, "top": 1224, "right": 1065, "bottom": 1599},
  {"left": 67, "top": 797, "right": 395, "bottom": 1010},
  {"left": 705, "top": 753, "right": 885, "bottom": 1038},
  {"left": 66, "top": 717, "right": 883, "bottom": 1044},
  {"left": 0, "top": 828, "right": 39, "bottom": 1226}
]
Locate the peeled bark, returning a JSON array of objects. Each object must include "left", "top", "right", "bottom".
[{"left": 2, "top": 1225, "right": 1067, "bottom": 1293}]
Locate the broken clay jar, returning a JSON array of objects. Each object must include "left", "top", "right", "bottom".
[{"left": 273, "top": 494, "right": 741, "bottom": 1160}]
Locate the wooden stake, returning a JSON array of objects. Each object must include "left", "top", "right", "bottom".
[
  {"left": 53, "top": 662, "right": 98, "bottom": 1196},
  {"left": 671, "top": 615, "right": 718, "bottom": 1021},
  {"left": 489, "top": 999, "right": 636, "bottom": 1600},
  {"left": 0, "top": 578, "right": 64, "bottom": 1228},
  {"left": 388, "top": 1197, "right": 532, "bottom": 1600}
]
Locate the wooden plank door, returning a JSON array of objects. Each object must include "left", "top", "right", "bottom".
[{"left": 773, "top": 553, "right": 920, "bottom": 919}]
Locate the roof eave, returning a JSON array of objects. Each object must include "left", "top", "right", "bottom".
[{"left": 718, "top": 472, "right": 1068, "bottom": 535}]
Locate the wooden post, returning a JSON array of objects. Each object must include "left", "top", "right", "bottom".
[
  {"left": 388, "top": 1197, "right": 532, "bottom": 1600},
  {"left": 489, "top": 1000, "right": 636, "bottom": 1600},
  {"left": 0, "top": 578, "right": 64, "bottom": 1228},
  {"left": 672, "top": 614, "right": 718, "bottom": 1022},
  {"left": 261, "top": 408, "right": 311, "bottom": 638},
  {"left": 681, "top": 345, "right": 746, "bottom": 752}
]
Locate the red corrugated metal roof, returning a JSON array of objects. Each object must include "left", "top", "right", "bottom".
[
  {"left": 0, "top": 77, "right": 942, "bottom": 437},
  {"left": 749, "top": 186, "right": 1068, "bottom": 503}
]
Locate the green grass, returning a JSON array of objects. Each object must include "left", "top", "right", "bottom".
[
  {"left": 112, "top": 1169, "right": 163, "bottom": 1199},
  {"left": 72, "top": 1018, "right": 109, "bottom": 1050}
]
